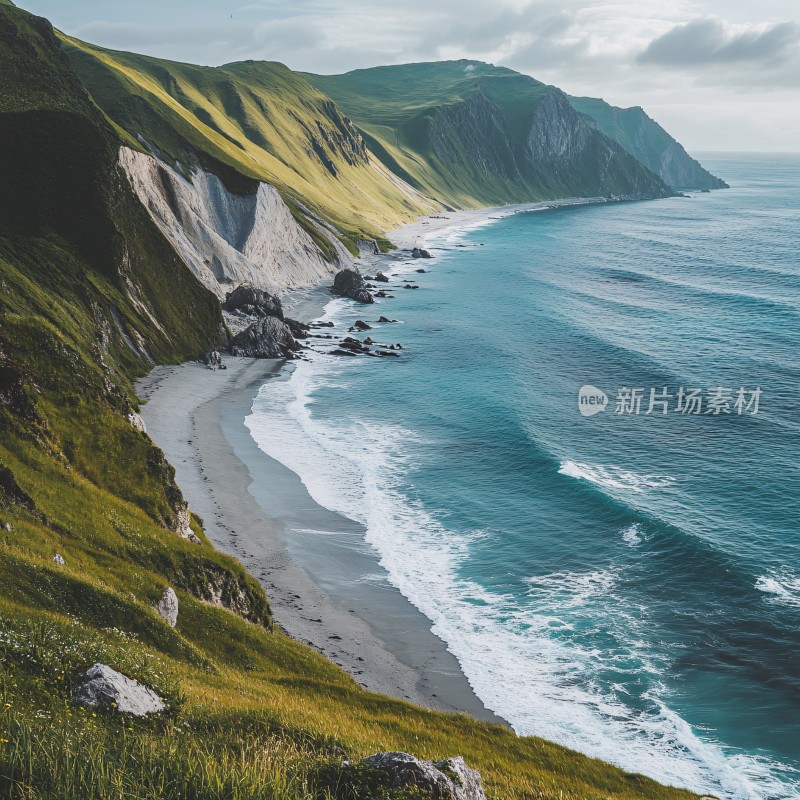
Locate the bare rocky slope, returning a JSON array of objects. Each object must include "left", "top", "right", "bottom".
[{"left": 119, "top": 147, "right": 347, "bottom": 298}]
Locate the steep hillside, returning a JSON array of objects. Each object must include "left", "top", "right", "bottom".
[
  {"left": 0, "top": 5, "right": 706, "bottom": 799},
  {"left": 61, "top": 39, "right": 435, "bottom": 257},
  {"left": 307, "top": 61, "right": 671, "bottom": 208},
  {"left": 568, "top": 96, "right": 728, "bottom": 191}
]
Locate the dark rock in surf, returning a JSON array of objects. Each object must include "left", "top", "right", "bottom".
[{"left": 331, "top": 269, "right": 374, "bottom": 304}]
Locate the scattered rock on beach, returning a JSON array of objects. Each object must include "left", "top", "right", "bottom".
[
  {"left": 361, "top": 752, "right": 486, "bottom": 800},
  {"left": 224, "top": 285, "right": 284, "bottom": 319},
  {"left": 156, "top": 587, "right": 179, "bottom": 628},
  {"left": 352, "top": 320, "right": 372, "bottom": 331},
  {"left": 378, "top": 316, "right": 398, "bottom": 323},
  {"left": 284, "top": 318, "right": 310, "bottom": 339},
  {"left": 230, "top": 316, "right": 301, "bottom": 359},
  {"left": 331, "top": 269, "right": 374, "bottom": 304},
  {"left": 204, "top": 350, "right": 224, "bottom": 370},
  {"left": 412, "top": 248, "right": 433, "bottom": 259},
  {"left": 374, "top": 272, "right": 390, "bottom": 283},
  {"left": 73, "top": 664, "right": 165, "bottom": 717}
]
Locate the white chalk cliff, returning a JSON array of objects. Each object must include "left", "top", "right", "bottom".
[{"left": 119, "top": 147, "right": 346, "bottom": 298}]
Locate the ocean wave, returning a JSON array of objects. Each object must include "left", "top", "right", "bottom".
[
  {"left": 622, "top": 523, "right": 644, "bottom": 546},
  {"left": 558, "top": 459, "right": 676, "bottom": 494},
  {"left": 755, "top": 570, "right": 800, "bottom": 609},
  {"left": 244, "top": 340, "right": 794, "bottom": 799}
]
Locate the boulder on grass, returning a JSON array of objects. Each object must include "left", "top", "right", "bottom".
[
  {"left": 361, "top": 752, "right": 486, "bottom": 800},
  {"left": 73, "top": 664, "right": 165, "bottom": 717},
  {"left": 156, "top": 587, "right": 179, "bottom": 628}
]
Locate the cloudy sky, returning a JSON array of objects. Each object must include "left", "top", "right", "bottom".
[{"left": 16, "top": 0, "right": 800, "bottom": 152}]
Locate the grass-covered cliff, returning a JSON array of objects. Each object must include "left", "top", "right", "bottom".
[
  {"left": 306, "top": 61, "right": 672, "bottom": 208},
  {"left": 0, "top": 3, "right": 711, "bottom": 798},
  {"left": 568, "top": 96, "right": 728, "bottom": 191},
  {"left": 60, "top": 38, "right": 436, "bottom": 255}
]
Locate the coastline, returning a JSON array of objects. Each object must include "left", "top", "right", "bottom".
[
  {"left": 136, "top": 198, "right": 604, "bottom": 725},
  {"left": 136, "top": 204, "right": 527, "bottom": 723}
]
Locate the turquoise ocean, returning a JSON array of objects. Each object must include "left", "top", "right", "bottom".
[{"left": 246, "top": 154, "right": 800, "bottom": 799}]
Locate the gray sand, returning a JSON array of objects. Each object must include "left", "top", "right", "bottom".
[
  {"left": 136, "top": 204, "right": 584, "bottom": 722},
  {"left": 136, "top": 294, "right": 503, "bottom": 722}
]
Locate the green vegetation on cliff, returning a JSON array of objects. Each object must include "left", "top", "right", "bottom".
[
  {"left": 307, "top": 61, "right": 671, "bottom": 209},
  {"left": 568, "top": 96, "right": 728, "bottom": 191},
  {"left": 61, "top": 39, "right": 434, "bottom": 254},
  {"left": 0, "top": 5, "right": 706, "bottom": 799}
]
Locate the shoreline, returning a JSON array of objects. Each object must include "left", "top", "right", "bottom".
[
  {"left": 137, "top": 355, "right": 502, "bottom": 722},
  {"left": 137, "top": 197, "right": 613, "bottom": 725},
  {"left": 137, "top": 203, "right": 526, "bottom": 723}
]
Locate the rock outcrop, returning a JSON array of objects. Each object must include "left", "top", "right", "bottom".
[
  {"left": 156, "top": 587, "right": 179, "bottom": 628},
  {"left": 128, "top": 412, "right": 147, "bottom": 433},
  {"left": 230, "top": 316, "right": 301, "bottom": 359},
  {"left": 171, "top": 504, "right": 201, "bottom": 544},
  {"left": 331, "top": 269, "right": 374, "bottom": 303},
  {"left": 412, "top": 248, "right": 433, "bottom": 259},
  {"left": 361, "top": 752, "right": 486, "bottom": 800},
  {"left": 73, "top": 664, "right": 165, "bottom": 716}
]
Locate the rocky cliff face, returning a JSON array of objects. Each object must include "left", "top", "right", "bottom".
[
  {"left": 119, "top": 148, "right": 348, "bottom": 298},
  {"left": 569, "top": 96, "right": 728, "bottom": 191},
  {"left": 427, "top": 86, "right": 669, "bottom": 201}
]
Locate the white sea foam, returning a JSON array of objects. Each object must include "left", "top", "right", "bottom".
[
  {"left": 243, "top": 291, "right": 796, "bottom": 800},
  {"left": 622, "top": 523, "right": 643, "bottom": 546},
  {"left": 558, "top": 459, "right": 677, "bottom": 494},
  {"left": 755, "top": 569, "right": 800, "bottom": 609},
  {"left": 524, "top": 569, "right": 618, "bottom": 609}
]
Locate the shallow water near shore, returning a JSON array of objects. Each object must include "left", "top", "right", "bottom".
[{"left": 246, "top": 154, "right": 800, "bottom": 799}]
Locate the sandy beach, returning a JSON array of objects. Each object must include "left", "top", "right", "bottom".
[
  {"left": 136, "top": 200, "right": 592, "bottom": 724},
  {"left": 136, "top": 206, "right": 527, "bottom": 722}
]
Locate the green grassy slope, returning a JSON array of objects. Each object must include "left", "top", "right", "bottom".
[
  {"left": 307, "top": 60, "right": 670, "bottom": 208},
  {"left": 0, "top": 6, "right": 705, "bottom": 798},
  {"left": 61, "top": 40, "right": 434, "bottom": 254},
  {"left": 568, "top": 96, "right": 727, "bottom": 190}
]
